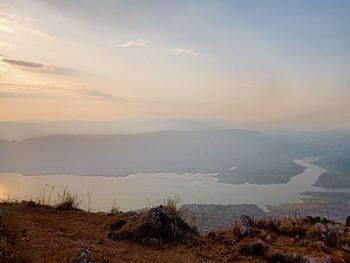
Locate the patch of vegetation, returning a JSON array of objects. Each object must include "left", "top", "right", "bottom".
[
  {"left": 108, "top": 198, "right": 197, "bottom": 243},
  {"left": 0, "top": 212, "right": 25, "bottom": 262},
  {"left": 55, "top": 187, "right": 81, "bottom": 211},
  {"left": 239, "top": 239, "right": 267, "bottom": 256},
  {"left": 109, "top": 200, "right": 121, "bottom": 216},
  {"left": 303, "top": 215, "right": 334, "bottom": 225}
]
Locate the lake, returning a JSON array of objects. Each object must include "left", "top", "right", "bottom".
[{"left": 0, "top": 157, "right": 346, "bottom": 212}]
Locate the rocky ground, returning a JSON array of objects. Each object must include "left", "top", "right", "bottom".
[{"left": 0, "top": 202, "right": 349, "bottom": 263}]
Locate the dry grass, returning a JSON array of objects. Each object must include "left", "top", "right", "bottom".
[
  {"left": 0, "top": 211, "right": 25, "bottom": 262},
  {"left": 55, "top": 187, "right": 81, "bottom": 211},
  {"left": 0, "top": 212, "right": 22, "bottom": 244},
  {"left": 107, "top": 198, "right": 197, "bottom": 243},
  {"left": 0, "top": 201, "right": 349, "bottom": 262},
  {"left": 109, "top": 200, "right": 121, "bottom": 216}
]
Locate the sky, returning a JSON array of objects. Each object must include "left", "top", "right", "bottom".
[{"left": 0, "top": 0, "right": 349, "bottom": 129}]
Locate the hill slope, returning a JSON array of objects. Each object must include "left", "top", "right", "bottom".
[{"left": 1, "top": 202, "right": 349, "bottom": 263}]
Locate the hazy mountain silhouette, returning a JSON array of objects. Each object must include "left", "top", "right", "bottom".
[{"left": 0, "top": 129, "right": 349, "bottom": 185}]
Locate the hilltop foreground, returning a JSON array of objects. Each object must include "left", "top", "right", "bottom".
[{"left": 0, "top": 202, "right": 350, "bottom": 263}]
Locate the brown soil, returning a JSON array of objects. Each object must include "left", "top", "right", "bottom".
[{"left": 0, "top": 202, "right": 349, "bottom": 263}]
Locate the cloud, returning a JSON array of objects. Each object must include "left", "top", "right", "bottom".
[
  {"left": 0, "top": 11, "right": 52, "bottom": 40},
  {"left": 169, "top": 48, "right": 199, "bottom": 56},
  {"left": 0, "top": 41, "right": 11, "bottom": 47},
  {"left": 0, "top": 85, "right": 119, "bottom": 101},
  {"left": 1, "top": 58, "right": 81, "bottom": 76},
  {"left": 119, "top": 39, "right": 147, "bottom": 47},
  {"left": 76, "top": 89, "right": 118, "bottom": 100},
  {"left": 0, "top": 24, "right": 14, "bottom": 33}
]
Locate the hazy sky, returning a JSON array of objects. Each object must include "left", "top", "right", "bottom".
[{"left": 0, "top": 0, "right": 349, "bottom": 128}]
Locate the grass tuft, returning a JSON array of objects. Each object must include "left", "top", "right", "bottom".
[{"left": 55, "top": 187, "right": 81, "bottom": 211}]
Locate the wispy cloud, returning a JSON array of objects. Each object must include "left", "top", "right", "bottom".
[
  {"left": 0, "top": 11, "right": 52, "bottom": 40},
  {"left": 1, "top": 58, "right": 81, "bottom": 76},
  {"left": 0, "top": 41, "right": 11, "bottom": 47},
  {"left": 169, "top": 48, "right": 199, "bottom": 56},
  {"left": 0, "top": 85, "right": 119, "bottom": 101},
  {"left": 119, "top": 39, "right": 147, "bottom": 47},
  {"left": 76, "top": 89, "right": 118, "bottom": 100},
  {"left": 0, "top": 24, "right": 14, "bottom": 33}
]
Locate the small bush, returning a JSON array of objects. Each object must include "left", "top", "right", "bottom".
[
  {"left": 269, "top": 251, "right": 302, "bottom": 263},
  {"left": 0, "top": 212, "right": 25, "bottom": 262},
  {"left": 0, "top": 212, "right": 22, "bottom": 245},
  {"left": 163, "top": 197, "right": 181, "bottom": 217},
  {"left": 55, "top": 187, "right": 81, "bottom": 211},
  {"left": 240, "top": 239, "right": 268, "bottom": 256},
  {"left": 38, "top": 184, "right": 55, "bottom": 206},
  {"left": 108, "top": 201, "right": 197, "bottom": 243},
  {"left": 109, "top": 200, "right": 121, "bottom": 216}
]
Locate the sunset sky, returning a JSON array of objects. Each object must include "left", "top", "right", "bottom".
[{"left": 0, "top": 0, "right": 349, "bottom": 128}]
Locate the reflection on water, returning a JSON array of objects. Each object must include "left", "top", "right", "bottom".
[{"left": 0, "top": 157, "right": 342, "bottom": 212}]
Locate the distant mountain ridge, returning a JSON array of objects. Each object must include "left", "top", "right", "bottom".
[
  {"left": 0, "top": 120, "right": 218, "bottom": 141},
  {"left": 0, "top": 129, "right": 350, "bottom": 185}
]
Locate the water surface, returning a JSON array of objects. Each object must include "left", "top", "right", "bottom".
[{"left": 0, "top": 157, "right": 344, "bottom": 212}]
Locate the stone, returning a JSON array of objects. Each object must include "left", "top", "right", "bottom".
[
  {"left": 71, "top": 248, "right": 91, "bottom": 263},
  {"left": 312, "top": 241, "right": 327, "bottom": 251},
  {"left": 346, "top": 216, "right": 350, "bottom": 227},
  {"left": 266, "top": 234, "right": 276, "bottom": 242},
  {"left": 304, "top": 255, "right": 331, "bottom": 263},
  {"left": 239, "top": 215, "right": 253, "bottom": 236},
  {"left": 269, "top": 251, "right": 302, "bottom": 263},
  {"left": 314, "top": 224, "right": 338, "bottom": 247},
  {"left": 301, "top": 239, "right": 309, "bottom": 246},
  {"left": 240, "top": 239, "right": 267, "bottom": 256},
  {"left": 109, "top": 219, "right": 126, "bottom": 230},
  {"left": 341, "top": 243, "right": 350, "bottom": 253}
]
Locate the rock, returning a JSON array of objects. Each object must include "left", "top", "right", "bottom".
[
  {"left": 206, "top": 231, "right": 225, "bottom": 241},
  {"left": 340, "top": 237, "right": 350, "bottom": 253},
  {"left": 109, "top": 219, "right": 126, "bottom": 230},
  {"left": 149, "top": 205, "right": 170, "bottom": 224},
  {"left": 315, "top": 224, "right": 338, "bottom": 246},
  {"left": 71, "top": 248, "right": 91, "bottom": 263},
  {"left": 266, "top": 234, "right": 276, "bottom": 242},
  {"left": 304, "top": 255, "right": 331, "bottom": 263},
  {"left": 340, "top": 230, "right": 350, "bottom": 252},
  {"left": 124, "top": 211, "right": 138, "bottom": 217},
  {"left": 304, "top": 216, "right": 333, "bottom": 225},
  {"left": 223, "top": 239, "right": 237, "bottom": 246},
  {"left": 269, "top": 251, "right": 302, "bottom": 263},
  {"left": 259, "top": 229, "right": 268, "bottom": 239},
  {"left": 341, "top": 243, "right": 350, "bottom": 253},
  {"left": 107, "top": 230, "right": 137, "bottom": 241},
  {"left": 240, "top": 239, "right": 268, "bottom": 256},
  {"left": 239, "top": 215, "right": 253, "bottom": 236},
  {"left": 301, "top": 239, "right": 309, "bottom": 246},
  {"left": 312, "top": 241, "right": 327, "bottom": 251},
  {"left": 108, "top": 205, "right": 196, "bottom": 243},
  {"left": 346, "top": 216, "right": 350, "bottom": 227}
]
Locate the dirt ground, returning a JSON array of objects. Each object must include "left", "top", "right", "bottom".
[{"left": 0, "top": 202, "right": 349, "bottom": 263}]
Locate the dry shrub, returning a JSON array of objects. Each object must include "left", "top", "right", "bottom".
[
  {"left": 0, "top": 212, "right": 25, "bottom": 262},
  {"left": 239, "top": 239, "right": 268, "bottom": 256},
  {"left": 109, "top": 200, "right": 121, "bottom": 216},
  {"left": 163, "top": 197, "right": 181, "bottom": 217},
  {"left": 278, "top": 218, "right": 308, "bottom": 237},
  {"left": 55, "top": 187, "right": 81, "bottom": 211},
  {"left": 0, "top": 212, "right": 22, "bottom": 245},
  {"left": 254, "top": 217, "right": 281, "bottom": 233},
  {"left": 268, "top": 250, "right": 302, "bottom": 263},
  {"left": 108, "top": 200, "right": 197, "bottom": 243},
  {"left": 231, "top": 221, "right": 241, "bottom": 237},
  {"left": 253, "top": 217, "right": 307, "bottom": 237}
]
